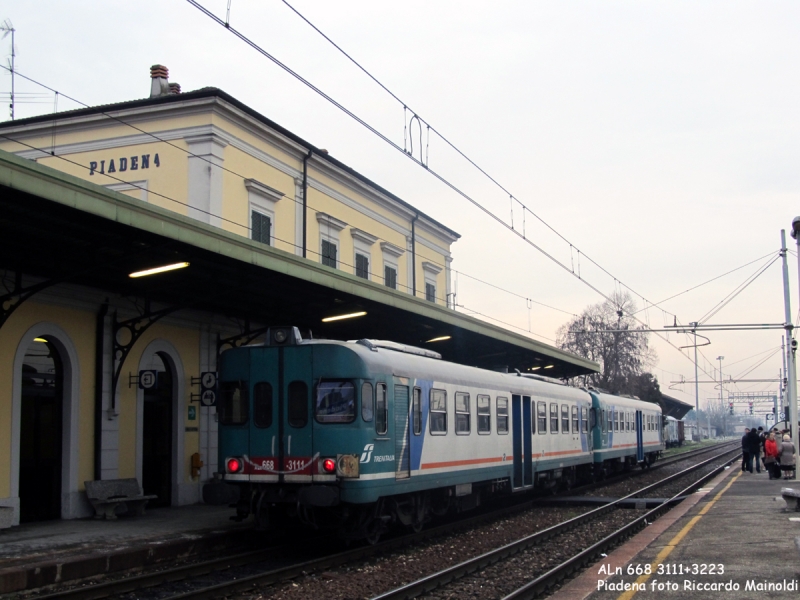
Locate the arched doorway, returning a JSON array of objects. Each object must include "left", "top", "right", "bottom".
[
  {"left": 19, "top": 337, "right": 64, "bottom": 522},
  {"left": 142, "top": 352, "right": 173, "bottom": 507}
]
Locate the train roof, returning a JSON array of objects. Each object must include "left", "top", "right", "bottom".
[
  {"left": 302, "top": 338, "right": 590, "bottom": 403},
  {"left": 588, "top": 390, "right": 663, "bottom": 413}
]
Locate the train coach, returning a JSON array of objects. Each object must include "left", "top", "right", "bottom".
[{"left": 217, "top": 326, "right": 664, "bottom": 542}]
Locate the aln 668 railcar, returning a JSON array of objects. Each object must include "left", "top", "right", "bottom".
[{"left": 217, "top": 326, "right": 664, "bottom": 542}]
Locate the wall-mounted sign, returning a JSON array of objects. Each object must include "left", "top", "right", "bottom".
[
  {"left": 188, "top": 405, "right": 197, "bottom": 421},
  {"left": 89, "top": 153, "right": 161, "bottom": 176},
  {"left": 200, "top": 371, "right": 218, "bottom": 407},
  {"left": 138, "top": 369, "right": 157, "bottom": 390}
]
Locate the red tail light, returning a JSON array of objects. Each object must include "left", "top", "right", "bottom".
[
  {"left": 322, "top": 458, "right": 336, "bottom": 473},
  {"left": 227, "top": 457, "right": 242, "bottom": 473}
]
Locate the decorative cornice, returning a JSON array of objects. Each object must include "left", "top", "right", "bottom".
[
  {"left": 350, "top": 228, "right": 378, "bottom": 245},
  {"left": 422, "top": 261, "right": 443, "bottom": 275},
  {"left": 244, "top": 179, "right": 284, "bottom": 203},
  {"left": 380, "top": 241, "right": 405, "bottom": 257},
  {"left": 316, "top": 212, "right": 347, "bottom": 231}
]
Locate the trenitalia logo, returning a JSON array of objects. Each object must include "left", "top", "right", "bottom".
[{"left": 360, "top": 444, "right": 374, "bottom": 463}]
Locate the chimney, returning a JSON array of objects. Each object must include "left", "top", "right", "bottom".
[
  {"left": 150, "top": 64, "right": 170, "bottom": 98},
  {"left": 168, "top": 82, "right": 181, "bottom": 95}
]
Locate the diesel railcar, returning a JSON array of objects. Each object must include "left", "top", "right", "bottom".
[{"left": 217, "top": 327, "right": 664, "bottom": 541}]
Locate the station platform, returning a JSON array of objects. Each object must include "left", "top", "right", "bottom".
[
  {"left": 0, "top": 504, "right": 255, "bottom": 594},
  {"left": 551, "top": 466, "right": 800, "bottom": 600}
]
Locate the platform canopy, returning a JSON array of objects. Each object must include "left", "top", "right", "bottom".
[
  {"left": 660, "top": 394, "right": 695, "bottom": 420},
  {"left": 0, "top": 150, "right": 598, "bottom": 378}
]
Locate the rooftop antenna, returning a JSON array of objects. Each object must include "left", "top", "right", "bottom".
[{"left": 0, "top": 19, "right": 14, "bottom": 120}]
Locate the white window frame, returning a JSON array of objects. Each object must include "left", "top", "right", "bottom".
[
  {"left": 380, "top": 241, "right": 404, "bottom": 290},
  {"left": 351, "top": 228, "right": 378, "bottom": 280},
  {"left": 245, "top": 179, "right": 284, "bottom": 246},
  {"left": 422, "top": 261, "right": 442, "bottom": 303},
  {"left": 317, "top": 213, "right": 347, "bottom": 269}
]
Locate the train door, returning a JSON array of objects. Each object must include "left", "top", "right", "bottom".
[
  {"left": 247, "top": 347, "right": 278, "bottom": 481},
  {"left": 512, "top": 394, "right": 533, "bottom": 489},
  {"left": 635, "top": 410, "right": 644, "bottom": 462},
  {"left": 394, "top": 384, "right": 410, "bottom": 479},
  {"left": 282, "top": 345, "right": 313, "bottom": 481}
]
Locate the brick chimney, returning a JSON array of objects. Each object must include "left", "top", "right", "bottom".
[
  {"left": 168, "top": 82, "right": 181, "bottom": 95},
  {"left": 150, "top": 64, "right": 170, "bottom": 98}
]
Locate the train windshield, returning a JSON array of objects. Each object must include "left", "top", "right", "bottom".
[{"left": 315, "top": 380, "right": 356, "bottom": 423}]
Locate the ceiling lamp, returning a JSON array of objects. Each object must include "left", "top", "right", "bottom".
[
  {"left": 129, "top": 261, "right": 190, "bottom": 278},
  {"left": 322, "top": 311, "right": 367, "bottom": 323}
]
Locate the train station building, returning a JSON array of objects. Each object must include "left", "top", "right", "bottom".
[{"left": 0, "top": 66, "right": 597, "bottom": 528}]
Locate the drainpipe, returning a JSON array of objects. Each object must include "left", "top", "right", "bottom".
[
  {"left": 302, "top": 150, "right": 312, "bottom": 258},
  {"left": 94, "top": 302, "right": 109, "bottom": 481},
  {"left": 411, "top": 212, "right": 419, "bottom": 298}
]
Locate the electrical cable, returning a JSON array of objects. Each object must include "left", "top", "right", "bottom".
[{"left": 697, "top": 255, "right": 779, "bottom": 324}]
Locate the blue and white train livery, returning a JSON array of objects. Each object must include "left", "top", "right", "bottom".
[{"left": 217, "top": 327, "right": 664, "bottom": 541}]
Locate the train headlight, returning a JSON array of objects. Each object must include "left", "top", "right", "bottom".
[
  {"left": 226, "top": 457, "right": 243, "bottom": 473},
  {"left": 322, "top": 458, "right": 337, "bottom": 473}
]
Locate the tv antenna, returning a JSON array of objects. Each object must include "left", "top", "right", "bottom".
[{"left": 1, "top": 19, "right": 15, "bottom": 120}]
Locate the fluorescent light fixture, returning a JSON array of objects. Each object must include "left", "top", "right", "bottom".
[
  {"left": 33, "top": 337, "right": 48, "bottom": 343},
  {"left": 322, "top": 311, "right": 367, "bottom": 323},
  {"left": 530, "top": 366, "right": 541, "bottom": 371},
  {"left": 544, "top": 365, "right": 554, "bottom": 369},
  {"left": 129, "top": 262, "right": 190, "bottom": 278},
  {"left": 426, "top": 336, "right": 451, "bottom": 343}
]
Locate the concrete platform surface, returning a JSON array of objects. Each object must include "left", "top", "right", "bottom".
[
  {"left": 553, "top": 468, "right": 800, "bottom": 600},
  {"left": 0, "top": 504, "right": 254, "bottom": 593}
]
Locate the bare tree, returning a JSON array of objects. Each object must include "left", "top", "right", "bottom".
[{"left": 556, "top": 291, "right": 657, "bottom": 395}]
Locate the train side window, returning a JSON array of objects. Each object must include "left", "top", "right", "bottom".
[
  {"left": 601, "top": 409, "right": 606, "bottom": 433},
  {"left": 581, "top": 406, "right": 589, "bottom": 433},
  {"left": 496, "top": 397, "right": 509, "bottom": 434},
  {"left": 430, "top": 388, "right": 447, "bottom": 434},
  {"left": 361, "top": 382, "right": 374, "bottom": 422},
  {"left": 477, "top": 394, "right": 491, "bottom": 434},
  {"left": 627, "top": 412, "right": 631, "bottom": 431},
  {"left": 253, "top": 382, "right": 273, "bottom": 428},
  {"left": 288, "top": 381, "right": 308, "bottom": 428},
  {"left": 537, "top": 401, "right": 547, "bottom": 433},
  {"left": 455, "top": 392, "right": 470, "bottom": 434},
  {"left": 607, "top": 409, "right": 612, "bottom": 432},
  {"left": 219, "top": 381, "right": 249, "bottom": 425},
  {"left": 550, "top": 403, "right": 558, "bottom": 433},
  {"left": 375, "top": 383, "right": 388, "bottom": 434},
  {"left": 413, "top": 387, "right": 422, "bottom": 435},
  {"left": 561, "top": 404, "right": 570, "bottom": 433},
  {"left": 572, "top": 405, "right": 579, "bottom": 433}
]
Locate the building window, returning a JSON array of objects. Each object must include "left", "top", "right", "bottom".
[
  {"left": 355, "top": 253, "right": 370, "bottom": 279},
  {"left": 384, "top": 265, "right": 397, "bottom": 289},
  {"left": 321, "top": 239, "right": 337, "bottom": 268},
  {"left": 251, "top": 210, "right": 271, "bottom": 245},
  {"left": 425, "top": 282, "right": 436, "bottom": 302}
]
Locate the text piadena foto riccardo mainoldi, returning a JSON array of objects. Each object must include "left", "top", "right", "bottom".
[{"left": 597, "top": 578, "right": 798, "bottom": 592}]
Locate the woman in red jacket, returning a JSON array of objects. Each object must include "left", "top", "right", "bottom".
[{"left": 764, "top": 431, "right": 781, "bottom": 480}]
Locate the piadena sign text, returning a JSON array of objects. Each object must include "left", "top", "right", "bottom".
[{"left": 89, "top": 153, "right": 161, "bottom": 176}]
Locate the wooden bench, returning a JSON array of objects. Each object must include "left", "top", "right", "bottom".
[
  {"left": 84, "top": 479, "right": 157, "bottom": 519},
  {"left": 781, "top": 488, "right": 800, "bottom": 511}
]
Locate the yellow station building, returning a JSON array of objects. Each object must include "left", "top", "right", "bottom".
[{"left": 0, "top": 66, "right": 595, "bottom": 527}]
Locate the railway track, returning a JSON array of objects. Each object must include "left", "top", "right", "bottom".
[
  {"left": 11, "top": 441, "right": 735, "bottom": 600},
  {"left": 373, "top": 445, "right": 740, "bottom": 600}
]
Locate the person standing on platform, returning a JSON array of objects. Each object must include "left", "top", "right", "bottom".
[
  {"left": 741, "top": 428, "right": 750, "bottom": 472},
  {"left": 745, "top": 427, "right": 761, "bottom": 473},
  {"left": 757, "top": 427, "right": 766, "bottom": 472},
  {"left": 764, "top": 431, "right": 781, "bottom": 480},
  {"left": 780, "top": 434, "right": 796, "bottom": 480}
]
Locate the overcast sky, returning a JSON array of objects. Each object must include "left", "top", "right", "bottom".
[{"left": 3, "top": 1, "right": 800, "bottom": 414}]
